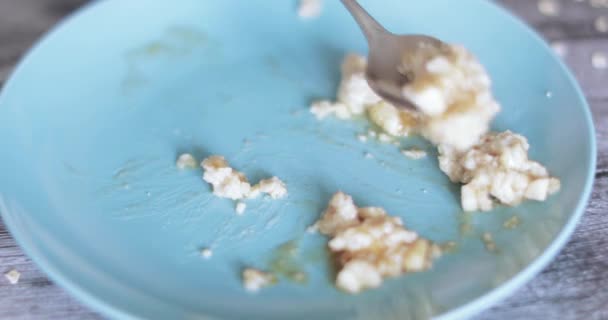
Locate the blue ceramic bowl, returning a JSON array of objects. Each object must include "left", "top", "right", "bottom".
[{"left": 0, "top": 0, "right": 595, "bottom": 319}]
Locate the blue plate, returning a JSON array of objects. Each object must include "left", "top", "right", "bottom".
[{"left": 0, "top": 0, "right": 595, "bottom": 319}]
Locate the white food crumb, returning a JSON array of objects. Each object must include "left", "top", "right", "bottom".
[
  {"left": 176, "top": 153, "right": 197, "bottom": 169},
  {"left": 402, "top": 148, "right": 427, "bottom": 160},
  {"left": 4, "top": 269, "right": 20, "bottom": 285},
  {"left": 357, "top": 134, "right": 368, "bottom": 142},
  {"left": 438, "top": 131, "right": 560, "bottom": 212},
  {"left": 592, "top": 51, "right": 608, "bottom": 69},
  {"left": 249, "top": 177, "right": 288, "bottom": 199},
  {"left": 595, "top": 16, "right": 608, "bottom": 33},
  {"left": 201, "top": 156, "right": 251, "bottom": 200},
  {"left": 537, "top": 0, "right": 560, "bottom": 16},
  {"left": 200, "top": 248, "right": 213, "bottom": 259},
  {"left": 235, "top": 201, "right": 247, "bottom": 215},
  {"left": 242, "top": 268, "right": 276, "bottom": 292},
  {"left": 297, "top": 0, "right": 322, "bottom": 19},
  {"left": 315, "top": 192, "right": 440, "bottom": 294},
  {"left": 551, "top": 41, "right": 568, "bottom": 58}
]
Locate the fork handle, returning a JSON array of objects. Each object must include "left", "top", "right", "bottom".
[{"left": 340, "top": 0, "right": 387, "bottom": 42}]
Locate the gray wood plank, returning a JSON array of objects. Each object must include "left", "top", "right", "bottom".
[
  {"left": 498, "top": 0, "right": 608, "bottom": 40},
  {"left": 0, "top": 0, "right": 606, "bottom": 319},
  {"left": 497, "top": 0, "right": 608, "bottom": 100}
]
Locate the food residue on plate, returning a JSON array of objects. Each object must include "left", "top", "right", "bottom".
[
  {"left": 242, "top": 268, "right": 277, "bottom": 293},
  {"left": 202, "top": 155, "right": 252, "bottom": 200},
  {"left": 311, "top": 43, "right": 500, "bottom": 151},
  {"left": 248, "top": 177, "right": 288, "bottom": 200},
  {"left": 267, "top": 240, "right": 309, "bottom": 284},
  {"left": 176, "top": 153, "right": 198, "bottom": 169},
  {"left": 169, "top": 30, "right": 561, "bottom": 296},
  {"left": 503, "top": 215, "right": 522, "bottom": 229},
  {"left": 310, "top": 42, "right": 560, "bottom": 212},
  {"left": 401, "top": 148, "right": 427, "bottom": 160},
  {"left": 439, "top": 131, "right": 560, "bottom": 212},
  {"left": 235, "top": 201, "right": 247, "bottom": 215},
  {"left": 399, "top": 42, "right": 500, "bottom": 151},
  {"left": 200, "top": 248, "right": 213, "bottom": 259},
  {"left": 312, "top": 192, "right": 441, "bottom": 293},
  {"left": 200, "top": 155, "right": 287, "bottom": 214},
  {"left": 481, "top": 232, "right": 497, "bottom": 253}
]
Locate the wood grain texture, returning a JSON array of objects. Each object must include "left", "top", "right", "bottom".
[{"left": 0, "top": 0, "right": 606, "bottom": 319}]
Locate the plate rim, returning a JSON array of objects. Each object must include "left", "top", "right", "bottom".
[{"left": 0, "top": 0, "right": 597, "bottom": 319}]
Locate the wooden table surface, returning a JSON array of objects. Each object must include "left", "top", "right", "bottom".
[{"left": 0, "top": 0, "right": 606, "bottom": 319}]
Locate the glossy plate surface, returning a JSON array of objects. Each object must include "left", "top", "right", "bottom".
[{"left": 0, "top": 1, "right": 595, "bottom": 319}]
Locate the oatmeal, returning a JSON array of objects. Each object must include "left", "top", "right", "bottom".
[
  {"left": 438, "top": 131, "right": 561, "bottom": 212},
  {"left": 314, "top": 192, "right": 441, "bottom": 293},
  {"left": 308, "top": 49, "right": 560, "bottom": 211},
  {"left": 367, "top": 101, "right": 418, "bottom": 137},
  {"left": 311, "top": 45, "right": 499, "bottom": 151},
  {"left": 201, "top": 155, "right": 288, "bottom": 202},
  {"left": 400, "top": 42, "right": 500, "bottom": 150},
  {"left": 202, "top": 156, "right": 251, "bottom": 200}
]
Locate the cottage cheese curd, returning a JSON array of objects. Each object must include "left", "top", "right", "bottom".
[
  {"left": 438, "top": 131, "right": 561, "bottom": 212},
  {"left": 314, "top": 192, "right": 441, "bottom": 293},
  {"left": 202, "top": 156, "right": 251, "bottom": 200},
  {"left": 201, "top": 155, "right": 288, "bottom": 205}
]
